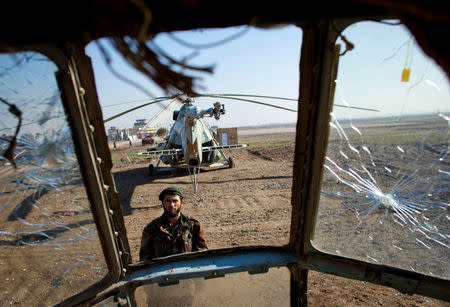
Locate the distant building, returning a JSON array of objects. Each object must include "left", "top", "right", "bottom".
[
  {"left": 107, "top": 119, "right": 159, "bottom": 141},
  {"left": 216, "top": 128, "right": 238, "bottom": 145},
  {"left": 133, "top": 119, "right": 147, "bottom": 130},
  {"left": 126, "top": 128, "right": 140, "bottom": 139},
  {"left": 107, "top": 126, "right": 120, "bottom": 141}
]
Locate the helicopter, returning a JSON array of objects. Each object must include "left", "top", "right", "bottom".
[
  {"left": 104, "top": 92, "right": 310, "bottom": 193},
  {"left": 109, "top": 92, "right": 376, "bottom": 193},
  {"left": 137, "top": 97, "right": 247, "bottom": 192}
]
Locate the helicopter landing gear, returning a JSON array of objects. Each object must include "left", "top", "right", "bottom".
[
  {"left": 228, "top": 157, "right": 235, "bottom": 168},
  {"left": 187, "top": 166, "right": 201, "bottom": 193}
]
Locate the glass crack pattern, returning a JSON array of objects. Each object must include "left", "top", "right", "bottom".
[
  {"left": 0, "top": 52, "right": 106, "bottom": 305},
  {"left": 313, "top": 21, "right": 449, "bottom": 280}
]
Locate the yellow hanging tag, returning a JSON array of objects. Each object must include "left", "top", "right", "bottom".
[
  {"left": 401, "top": 36, "right": 413, "bottom": 82},
  {"left": 401, "top": 68, "right": 410, "bottom": 82}
]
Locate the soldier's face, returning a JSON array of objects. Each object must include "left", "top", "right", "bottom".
[{"left": 162, "top": 194, "right": 183, "bottom": 217}]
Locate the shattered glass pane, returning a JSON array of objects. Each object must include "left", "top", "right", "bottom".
[
  {"left": 313, "top": 22, "right": 449, "bottom": 279},
  {"left": 0, "top": 52, "right": 107, "bottom": 305}
]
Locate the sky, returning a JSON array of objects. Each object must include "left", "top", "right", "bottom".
[
  {"left": 85, "top": 25, "right": 301, "bottom": 130},
  {"left": 83, "top": 21, "right": 449, "bottom": 131}
]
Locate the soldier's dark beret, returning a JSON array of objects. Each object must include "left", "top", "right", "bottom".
[{"left": 159, "top": 186, "right": 183, "bottom": 201}]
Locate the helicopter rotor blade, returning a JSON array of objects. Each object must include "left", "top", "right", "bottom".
[
  {"left": 104, "top": 95, "right": 177, "bottom": 123},
  {"left": 102, "top": 98, "right": 165, "bottom": 108},
  {"left": 196, "top": 94, "right": 297, "bottom": 112},
  {"left": 104, "top": 91, "right": 380, "bottom": 124},
  {"left": 143, "top": 98, "right": 183, "bottom": 129},
  {"left": 332, "top": 104, "right": 379, "bottom": 112},
  {"left": 197, "top": 93, "right": 380, "bottom": 113},
  {"left": 199, "top": 93, "right": 298, "bottom": 102}
]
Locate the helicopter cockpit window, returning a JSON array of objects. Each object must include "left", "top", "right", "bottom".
[
  {"left": 85, "top": 25, "right": 301, "bottom": 261},
  {"left": 312, "top": 21, "right": 449, "bottom": 280},
  {"left": 0, "top": 52, "right": 108, "bottom": 305}
]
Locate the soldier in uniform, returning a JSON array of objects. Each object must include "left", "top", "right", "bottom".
[{"left": 139, "top": 186, "right": 207, "bottom": 261}]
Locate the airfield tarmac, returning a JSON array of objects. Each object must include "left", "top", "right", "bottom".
[{"left": 0, "top": 120, "right": 448, "bottom": 306}]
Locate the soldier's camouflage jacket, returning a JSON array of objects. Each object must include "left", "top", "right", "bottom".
[{"left": 139, "top": 213, "right": 207, "bottom": 261}]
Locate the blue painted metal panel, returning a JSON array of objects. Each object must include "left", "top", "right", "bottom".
[{"left": 127, "top": 249, "right": 300, "bottom": 285}]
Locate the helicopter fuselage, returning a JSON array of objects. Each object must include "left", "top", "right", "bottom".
[{"left": 166, "top": 103, "right": 219, "bottom": 167}]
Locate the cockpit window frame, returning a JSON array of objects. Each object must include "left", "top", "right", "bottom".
[
  {"left": 0, "top": 43, "right": 129, "bottom": 305},
  {"left": 68, "top": 20, "right": 450, "bottom": 304},
  {"left": 2, "top": 14, "right": 448, "bottom": 306}
]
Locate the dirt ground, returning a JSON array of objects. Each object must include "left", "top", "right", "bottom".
[
  {"left": 108, "top": 123, "right": 448, "bottom": 307},
  {"left": 0, "top": 122, "right": 448, "bottom": 306}
]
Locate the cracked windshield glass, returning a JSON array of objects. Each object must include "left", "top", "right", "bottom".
[
  {"left": 86, "top": 25, "right": 302, "bottom": 262},
  {"left": 313, "top": 21, "right": 449, "bottom": 279},
  {"left": 0, "top": 52, "right": 107, "bottom": 305}
]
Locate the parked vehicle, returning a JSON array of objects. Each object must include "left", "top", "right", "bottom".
[{"left": 141, "top": 136, "right": 155, "bottom": 145}]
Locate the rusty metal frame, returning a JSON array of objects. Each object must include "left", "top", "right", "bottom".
[
  {"left": 81, "top": 245, "right": 450, "bottom": 305},
  {"left": 289, "top": 17, "right": 450, "bottom": 304},
  {"left": 0, "top": 43, "right": 127, "bottom": 305},
  {"left": 15, "top": 44, "right": 127, "bottom": 306},
  {"left": 2, "top": 12, "right": 449, "bottom": 306},
  {"left": 287, "top": 18, "right": 343, "bottom": 306},
  {"left": 69, "top": 43, "right": 132, "bottom": 267},
  {"left": 62, "top": 17, "right": 449, "bottom": 305}
]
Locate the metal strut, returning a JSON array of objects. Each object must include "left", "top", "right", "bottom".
[{"left": 187, "top": 166, "right": 201, "bottom": 193}]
